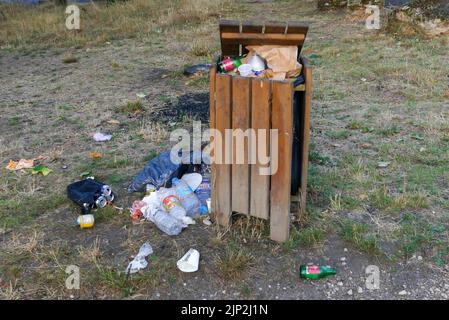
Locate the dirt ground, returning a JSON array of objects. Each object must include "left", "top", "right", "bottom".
[{"left": 1, "top": 0, "right": 449, "bottom": 299}]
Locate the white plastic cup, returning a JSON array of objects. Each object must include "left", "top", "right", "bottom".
[
  {"left": 238, "top": 64, "right": 253, "bottom": 77},
  {"left": 248, "top": 54, "right": 266, "bottom": 72},
  {"left": 177, "top": 248, "right": 200, "bottom": 272},
  {"left": 206, "top": 198, "right": 211, "bottom": 213}
]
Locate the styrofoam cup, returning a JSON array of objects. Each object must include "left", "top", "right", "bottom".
[
  {"left": 177, "top": 248, "right": 200, "bottom": 272},
  {"left": 238, "top": 64, "right": 253, "bottom": 77}
]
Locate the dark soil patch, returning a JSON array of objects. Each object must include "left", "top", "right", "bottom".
[{"left": 152, "top": 92, "right": 210, "bottom": 123}]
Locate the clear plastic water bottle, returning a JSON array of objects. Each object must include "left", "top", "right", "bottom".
[
  {"left": 158, "top": 187, "right": 195, "bottom": 225},
  {"left": 150, "top": 209, "right": 183, "bottom": 236},
  {"left": 172, "top": 178, "right": 201, "bottom": 217},
  {"left": 195, "top": 173, "right": 211, "bottom": 215}
]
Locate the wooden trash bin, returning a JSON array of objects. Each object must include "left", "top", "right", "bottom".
[{"left": 209, "top": 20, "right": 312, "bottom": 242}]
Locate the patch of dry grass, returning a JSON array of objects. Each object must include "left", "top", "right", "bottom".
[
  {"left": 214, "top": 245, "right": 254, "bottom": 280},
  {"left": 0, "top": 0, "right": 232, "bottom": 49}
]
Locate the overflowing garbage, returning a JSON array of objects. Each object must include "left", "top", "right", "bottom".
[
  {"left": 126, "top": 149, "right": 211, "bottom": 236},
  {"left": 217, "top": 45, "right": 304, "bottom": 82}
]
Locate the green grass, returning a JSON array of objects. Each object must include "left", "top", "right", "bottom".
[
  {"left": 0, "top": 194, "right": 66, "bottom": 228},
  {"left": 214, "top": 245, "right": 254, "bottom": 280},
  {"left": 283, "top": 226, "right": 323, "bottom": 251},
  {"left": 339, "top": 219, "right": 381, "bottom": 255},
  {"left": 326, "top": 130, "right": 351, "bottom": 140},
  {"left": 117, "top": 100, "right": 144, "bottom": 114}
]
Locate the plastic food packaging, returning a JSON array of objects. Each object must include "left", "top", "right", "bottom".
[
  {"left": 125, "top": 242, "right": 153, "bottom": 274},
  {"left": 158, "top": 187, "right": 195, "bottom": 225},
  {"left": 195, "top": 173, "right": 211, "bottom": 215},
  {"left": 238, "top": 64, "right": 253, "bottom": 77},
  {"left": 172, "top": 178, "right": 201, "bottom": 217}
]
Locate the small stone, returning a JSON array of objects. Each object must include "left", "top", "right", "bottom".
[
  {"left": 337, "top": 281, "right": 343, "bottom": 286},
  {"left": 398, "top": 290, "right": 408, "bottom": 296},
  {"left": 340, "top": 257, "right": 346, "bottom": 262},
  {"left": 342, "top": 262, "right": 346, "bottom": 266},
  {"left": 347, "top": 289, "right": 353, "bottom": 296},
  {"left": 344, "top": 248, "right": 348, "bottom": 252},
  {"left": 417, "top": 256, "right": 423, "bottom": 261},
  {"left": 357, "top": 287, "right": 363, "bottom": 294}
]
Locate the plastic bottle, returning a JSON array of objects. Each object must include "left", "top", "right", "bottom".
[
  {"left": 195, "top": 173, "right": 211, "bottom": 215},
  {"left": 172, "top": 178, "right": 201, "bottom": 217},
  {"left": 150, "top": 209, "right": 183, "bottom": 236},
  {"left": 158, "top": 187, "right": 195, "bottom": 225}
]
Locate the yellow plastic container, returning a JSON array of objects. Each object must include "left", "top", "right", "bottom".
[{"left": 77, "top": 214, "right": 95, "bottom": 229}]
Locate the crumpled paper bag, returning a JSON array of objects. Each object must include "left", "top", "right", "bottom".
[{"left": 244, "top": 45, "right": 302, "bottom": 80}]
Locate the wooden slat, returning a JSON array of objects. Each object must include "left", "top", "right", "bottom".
[
  {"left": 219, "top": 20, "right": 240, "bottom": 57},
  {"left": 232, "top": 76, "right": 251, "bottom": 215},
  {"left": 299, "top": 56, "right": 312, "bottom": 216},
  {"left": 221, "top": 32, "right": 305, "bottom": 47},
  {"left": 264, "top": 22, "right": 287, "bottom": 34},
  {"left": 241, "top": 21, "right": 263, "bottom": 33},
  {"left": 250, "top": 79, "right": 271, "bottom": 220},
  {"left": 286, "top": 22, "right": 309, "bottom": 34},
  {"left": 214, "top": 74, "right": 233, "bottom": 227},
  {"left": 270, "top": 81, "right": 293, "bottom": 242},
  {"left": 209, "top": 65, "right": 217, "bottom": 216}
]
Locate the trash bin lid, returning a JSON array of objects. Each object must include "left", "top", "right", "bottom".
[{"left": 219, "top": 20, "right": 309, "bottom": 57}]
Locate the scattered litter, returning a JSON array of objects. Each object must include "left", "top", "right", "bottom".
[
  {"left": 202, "top": 216, "right": 212, "bottom": 226},
  {"left": 183, "top": 64, "right": 212, "bottom": 76},
  {"left": 127, "top": 151, "right": 185, "bottom": 193},
  {"left": 67, "top": 177, "right": 115, "bottom": 214},
  {"left": 6, "top": 159, "right": 34, "bottom": 171},
  {"left": 181, "top": 173, "right": 202, "bottom": 192},
  {"left": 93, "top": 132, "right": 112, "bottom": 142},
  {"left": 299, "top": 264, "right": 336, "bottom": 279},
  {"left": 126, "top": 242, "right": 153, "bottom": 275},
  {"left": 177, "top": 248, "right": 200, "bottom": 273},
  {"left": 206, "top": 198, "right": 211, "bottom": 214},
  {"left": 130, "top": 200, "right": 146, "bottom": 221},
  {"left": 377, "top": 161, "right": 391, "bottom": 168},
  {"left": 80, "top": 171, "right": 91, "bottom": 178},
  {"left": 159, "top": 187, "right": 195, "bottom": 225},
  {"left": 172, "top": 178, "right": 201, "bottom": 217},
  {"left": 31, "top": 165, "right": 52, "bottom": 176},
  {"left": 89, "top": 152, "right": 103, "bottom": 159},
  {"left": 145, "top": 207, "right": 184, "bottom": 236},
  {"left": 5, "top": 156, "right": 43, "bottom": 171},
  {"left": 195, "top": 174, "right": 211, "bottom": 215},
  {"left": 76, "top": 214, "right": 95, "bottom": 229},
  {"left": 136, "top": 93, "right": 147, "bottom": 99},
  {"left": 107, "top": 119, "right": 120, "bottom": 125}
]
